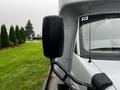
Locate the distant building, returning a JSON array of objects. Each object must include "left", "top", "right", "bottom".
[{"left": 33, "top": 34, "right": 42, "bottom": 40}]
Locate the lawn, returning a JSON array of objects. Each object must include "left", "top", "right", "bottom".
[{"left": 0, "top": 41, "right": 49, "bottom": 90}]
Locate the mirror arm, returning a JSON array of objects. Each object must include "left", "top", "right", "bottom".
[
  {"left": 52, "top": 68, "right": 75, "bottom": 90},
  {"left": 50, "top": 59, "right": 95, "bottom": 90}
]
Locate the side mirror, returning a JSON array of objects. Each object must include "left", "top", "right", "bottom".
[{"left": 42, "top": 16, "right": 64, "bottom": 59}]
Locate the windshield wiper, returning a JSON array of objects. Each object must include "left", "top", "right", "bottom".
[{"left": 91, "top": 47, "right": 120, "bottom": 51}]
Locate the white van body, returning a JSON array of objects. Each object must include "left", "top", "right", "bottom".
[{"left": 57, "top": 0, "right": 120, "bottom": 90}]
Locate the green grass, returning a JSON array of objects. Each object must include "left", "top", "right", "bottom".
[{"left": 0, "top": 41, "right": 49, "bottom": 90}]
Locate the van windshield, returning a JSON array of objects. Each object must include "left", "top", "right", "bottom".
[{"left": 80, "top": 13, "right": 120, "bottom": 60}]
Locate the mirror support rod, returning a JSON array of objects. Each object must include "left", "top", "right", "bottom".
[
  {"left": 52, "top": 68, "right": 75, "bottom": 90},
  {"left": 50, "top": 59, "right": 95, "bottom": 90}
]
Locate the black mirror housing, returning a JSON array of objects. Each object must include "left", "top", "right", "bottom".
[
  {"left": 92, "top": 73, "right": 113, "bottom": 90},
  {"left": 42, "top": 16, "right": 64, "bottom": 59}
]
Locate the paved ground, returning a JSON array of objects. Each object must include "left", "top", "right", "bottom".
[{"left": 48, "top": 73, "right": 58, "bottom": 90}]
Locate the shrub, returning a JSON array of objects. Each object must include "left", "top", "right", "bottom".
[
  {"left": 9, "top": 25, "right": 16, "bottom": 45},
  {"left": 19, "top": 39, "right": 23, "bottom": 44},
  {"left": 1, "top": 24, "right": 9, "bottom": 47},
  {"left": 20, "top": 39, "right": 24, "bottom": 43},
  {"left": 15, "top": 39, "right": 19, "bottom": 45},
  {"left": 9, "top": 41, "right": 14, "bottom": 47}
]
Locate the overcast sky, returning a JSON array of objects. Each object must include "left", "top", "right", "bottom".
[{"left": 0, "top": 0, "right": 58, "bottom": 35}]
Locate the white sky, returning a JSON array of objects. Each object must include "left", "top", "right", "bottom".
[{"left": 0, "top": 0, "right": 58, "bottom": 35}]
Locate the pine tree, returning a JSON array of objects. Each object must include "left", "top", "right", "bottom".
[
  {"left": 15, "top": 25, "right": 21, "bottom": 44},
  {"left": 9, "top": 25, "right": 16, "bottom": 45},
  {"left": 0, "top": 34, "right": 1, "bottom": 48},
  {"left": 25, "top": 20, "right": 34, "bottom": 38},
  {"left": 20, "top": 27, "right": 26, "bottom": 43},
  {"left": 19, "top": 27, "right": 24, "bottom": 43},
  {"left": 1, "top": 24, "right": 9, "bottom": 47},
  {"left": 23, "top": 28, "right": 26, "bottom": 43}
]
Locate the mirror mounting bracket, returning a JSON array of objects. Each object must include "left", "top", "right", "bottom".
[{"left": 50, "top": 59, "right": 95, "bottom": 90}]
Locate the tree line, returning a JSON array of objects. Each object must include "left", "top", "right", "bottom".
[{"left": 0, "top": 24, "right": 26, "bottom": 48}]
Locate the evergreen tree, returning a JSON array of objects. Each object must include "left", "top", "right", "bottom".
[
  {"left": 1, "top": 24, "right": 9, "bottom": 47},
  {"left": 0, "top": 34, "right": 1, "bottom": 48},
  {"left": 19, "top": 27, "right": 24, "bottom": 43},
  {"left": 9, "top": 25, "right": 16, "bottom": 45},
  {"left": 23, "top": 29, "right": 26, "bottom": 43},
  {"left": 25, "top": 20, "right": 34, "bottom": 38},
  {"left": 15, "top": 25, "right": 21, "bottom": 44},
  {"left": 20, "top": 27, "right": 26, "bottom": 43}
]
